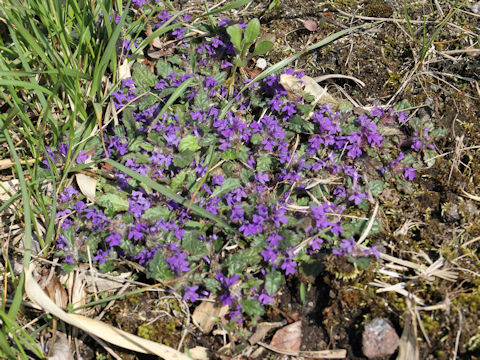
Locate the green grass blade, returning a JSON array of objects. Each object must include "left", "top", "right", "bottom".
[
  {"left": 0, "top": 311, "right": 44, "bottom": 358},
  {"left": 90, "top": 0, "right": 131, "bottom": 98},
  {"left": 103, "top": 158, "right": 237, "bottom": 234},
  {"left": 148, "top": 76, "right": 195, "bottom": 131},
  {"left": 1, "top": 121, "right": 32, "bottom": 321},
  {"left": 0, "top": 79, "right": 54, "bottom": 96}
]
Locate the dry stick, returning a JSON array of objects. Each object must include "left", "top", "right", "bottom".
[
  {"left": 357, "top": 202, "right": 379, "bottom": 247},
  {"left": 257, "top": 341, "right": 347, "bottom": 359},
  {"left": 453, "top": 309, "right": 463, "bottom": 360}
]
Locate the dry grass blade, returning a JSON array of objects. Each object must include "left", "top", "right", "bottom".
[
  {"left": 258, "top": 341, "right": 347, "bottom": 358},
  {"left": 396, "top": 301, "right": 419, "bottom": 360},
  {"left": 24, "top": 264, "right": 191, "bottom": 359}
]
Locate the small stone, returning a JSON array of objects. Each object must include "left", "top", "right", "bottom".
[
  {"left": 256, "top": 58, "right": 267, "bottom": 70},
  {"left": 362, "top": 318, "right": 399, "bottom": 359}
]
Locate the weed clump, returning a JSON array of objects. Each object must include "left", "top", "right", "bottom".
[{"left": 50, "top": 7, "right": 446, "bottom": 327}]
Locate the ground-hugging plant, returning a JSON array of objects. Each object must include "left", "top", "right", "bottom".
[{"left": 51, "top": 7, "right": 446, "bottom": 327}]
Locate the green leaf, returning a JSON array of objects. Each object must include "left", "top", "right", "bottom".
[
  {"left": 156, "top": 60, "right": 174, "bottom": 78},
  {"left": 203, "top": 277, "right": 220, "bottom": 293},
  {"left": 241, "top": 298, "right": 264, "bottom": 317},
  {"left": 265, "top": 270, "right": 282, "bottom": 296},
  {"left": 97, "top": 193, "right": 129, "bottom": 212},
  {"left": 368, "top": 180, "right": 385, "bottom": 197},
  {"left": 222, "top": 148, "right": 237, "bottom": 160},
  {"left": 226, "top": 24, "right": 242, "bottom": 52},
  {"left": 225, "top": 248, "right": 262, "bottom": 275},
  {"left": 286, "top": 115, "right": 315, "bottom": 133},
  {"left": 349, "top": 256, "right": 371, "bottom": 270},
  {"left": 253, "top": 36, "right": 275, "bottom": 56},
  {"left": 132, "top": 62, "right": 157, "bottom": 90},
  {"left": 128, "top": 137, "right": 145, "bottom": 152},
  {"left": 212, "top": 71, "right": 228, "bottom": 86},
  {"left": 250, "top": 133, "right": 263, "bottom": 145},
  {"left": 179, "top": 135, "right": 201, "bottom": 152},
  {"left": 182, "top": 230, "right": 208, "bottom": 260},
  {"left": 244, "top": 18, "right": 260, "bottom": 45},
  {"left": 256, "top": 152, "right": 272, "bottom": 172},
  {"left": 200, "top": 133, "right": 218, "bottom": 147},
  {"left": 168, "top": 55, "right": 183, "bottom": 66},
  {"left": 171, "top": 168, "right": 193, "bottom": 191},
  {"left": 211, "top": 178, "right": 241, "bottom": 198},
  {"left": 143, "top": 206, "right": 171, "bottom": 221},
  {"left": 147, "top": 251, "right": 173, "bottom": 280},
  {"left": 173, "top": 150, "right": 195, "bottom": 167},
  {"left": 342, "top": 218, "right": 381, "bottom": 239},
  {"left": 194, "top": 89, "right": 210, "bottom": 109},
  {"left": 123, "top": 109, "right": 139, "bottom": 138}
]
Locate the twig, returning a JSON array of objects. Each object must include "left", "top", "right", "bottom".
[{"left": 257, "top": 341, "right": 347, "bottom": 358}]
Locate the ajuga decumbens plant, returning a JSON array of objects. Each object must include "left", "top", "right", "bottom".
[{"left": 0, "top": 0, "right": 448, "bottom": 356}]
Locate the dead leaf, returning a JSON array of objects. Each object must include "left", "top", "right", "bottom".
[
  {"left": 192, "top": 299, "right": 229, "bottom": 334},
  {"left": 188, "top": 346, "right": 210, "bottom": 360},
  {"left": 280, "top": 74, "right": 339, "bottom": 107},
  {"left": 118, "top": 58, "right": 132, "bottom": 82},
  {"left": 0, "top": 179, "right": 19, "bottom": 214},
  {"left": 397, "top": 308, "right": 419, "bottom": 360},
  {"left": 249, "top": 321, "right": 285, "bottom": 345},
  {"left": 303, "top": 20, "right": 318, "bottom": 32},
  {"left": 75, "top": 173, "right": 97, "bottom": 202},
  {"left": 38, "top": 270, "right": 68, "bottom": 310},
  {"left": 269, "top": 320, "right": 302, "bottom": 352},
  {"left": 48, "top": 333, "right": 73, "bottom": 360}
]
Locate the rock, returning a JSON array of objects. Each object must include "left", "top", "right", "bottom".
[{"left": 362, "top": 318, "right": 399, "bottom": 359}]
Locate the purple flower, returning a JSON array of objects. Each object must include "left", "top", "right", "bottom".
[
  {"left": 340, "top": 237, "right": 356, "bottom": 254},
  {"left": 310, "top": 238, "right": 324, "bottom": 251},
  {"left": 205, "top": 76, "right": 217, "bottom": 88},
  {"left": 282, "top": 102, "right": 296, "bottom": 117},
  {"left": 370, "top": 106, "right": 385, "bottom": 118},
  {"left": 281, "top": 255, "right": 297, "bottom": 275},
  {"left": 42, "top": 146, "right": 55, "bottom": 169},
  {"left": 76, "top": 150, "right": 89, "bottom": 164},
  {"left": 268, "top": 96, "right": 283, "bottom": 111},
  {"left": 183, "top": 285, "right": 200, "bottom": 302},
  {"left": 216, "top": 273, "right": 239, "bottom": 288},
  {"left": 93, "top": 249, "right": 109, "bottom": 264},
  {"left": 132, "top": 0, "right": 146, "bottom": 6},
  {"left": 210, "top": 37, "right": 224, "bottom": 48},
  {"left": 261, "top": 246, "right": 278, "bottom": 263},
  {"left": 166, "top": 252, "right": 190, "bottom": 275},
  {"left": 58, "top": 185, "right": 78, "bottom": 203},
  {"left": 128, "top": 222, "right": 147, "bottom": 241},
  {"left": 404, "top": 167, "right": 416, "bottom": 181},
  {"left": 211, "top": 174, "right": 224, "bottom": 186},
  {"left": 231, "top": 205, "right": 244, "bottom": 222},
  {"left": 59, "top": 143, "right": 69, "bottom": 156},
  {"left": 271, "top": 206, "right": 288, "bottom": 228},
  {"left": 121, "top": 78, "right": 135, "bottom": 89},
  {"left": 348, "top": 190, "right": 366, "bottom": 205},
  {"left": 216, "top": 273, "right": 239, "bottom": 306},
  {"left": 105, "top": 232, "right": 122, "bottom": 247},
  {"left": 172, "top": 27, "right": 185, "bottom": 39},
  {"left": 397, "top": 111, "right": 408, "bottom": 124},
  {"left": 257, "top": 290, "right": 274, "bottom": 305}
]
